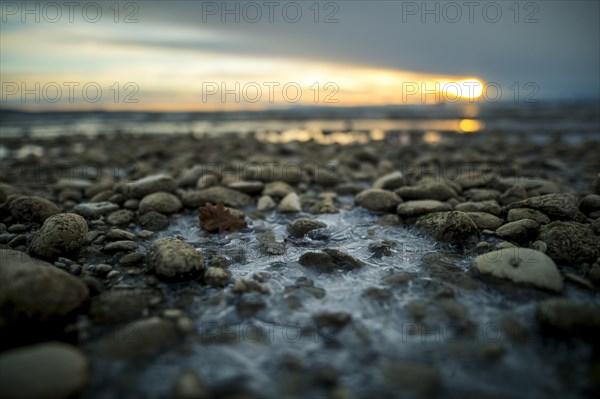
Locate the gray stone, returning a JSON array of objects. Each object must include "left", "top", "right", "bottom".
[
  {"left": 415, "top": 211, "right": 478, "bottom": 245},
  {"left": 106, "top": 209, "right": 135, "bottom": 225},
  {"left": 463, "top": 188, "right": 500, "bottom": 201},
  {"left": 383, "top": 361, "right": 440, "bottom": 398},
  {"left": 507, "top": 193, "right": 584, "bottom": 221},
  {"left": 536, "top": 299, "right": 600, "bottom": 338},
  {"left": 373, "top": 171, "right": 405, "bottom": 190},
  {"left": 138, "top": 192, "right": 182, "bottom": 214},
  {"left": 580, "top": 194, "right": 600, "bottom": 215},
  {"left": 9, "top": 196, "right": 59, "bottom": 223},
  {"left": 507, "top": 208, "right": 551, "bottom": 225},
  {"left": 147, "top": 238, "right": 204, "bottom": 281},
  {"left": 103, "top": 240, "right": 137, "bottom": 252},
  {"left": 499, "top": 184, "right": 527, "bottom": 205},
  {"left": 72, "top": 201, "right": 119, "bottom": 219},
  {"left": 181, "top": 186, "right": 251, "bottom": 208},
  {"left": 126, "top": 174, "right": 177, "bottom": 198},
  {"left": 0, "top": 342, "right": 90, "bottom": 399},
  {"left": 228, "top": 181, "right": 264, "bottom": 194},
  {"left": 171, "top": 371, "right": 210, "bottom": 399},
  {"left": 455, "top": 200, "right": 502, "bottom": 215},
  {"left": 138, "top": 211, "right": 169, "bottom": 231},
  {"left": 263, "top": 181, "right": 294, "bottom": 198},
  {"left": 355, "top": 189, "right": 401, "bottom": 213},
  {"left": 106, "top": 228, "right": 136, "bottom": 241},
  {"left": 287, "top": 218, "right": 327, "bottom": 238},
  {"left": 397, "top": 200, "right": 451, "bottom": 218},
  {"left": 539, "top": 221, "right": 599, "bottom": 264},
  {"left": 466, "top": 212, "right": 504, "bottom": 230},
  {"left": 89, "top": 290, "right": 154, "bottom": 324},
  {"left": 278, "top": 193, "right": 302, "bottom": 213},
  {"left": 395, "top": 182, "right": 457, "bottom": 201},
  {"left": 203, "top": 267, "right": 231, "bottom": 288},
  {"left": 495, "top": 219, "right": 539, "bottom": 244},
  {"left": 471, "top": 248, "right": 563, "bottom": 292},
  {"left": 29, "top": 213, "right": 88, "bottom": 259},
  {"left": 257, "top": 195, "right": 276, "bottom": 211},
  {"left": 0, "top": 249, "right": 88, "bottom": 323}
]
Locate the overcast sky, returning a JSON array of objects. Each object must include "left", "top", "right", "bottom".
[{"left": 1, "top": 1, "right": 598, "bottom": 110}]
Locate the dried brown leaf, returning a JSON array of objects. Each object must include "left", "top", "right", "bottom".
[{"left": 198, "top": 201, "right": 247, "bottom": 233}]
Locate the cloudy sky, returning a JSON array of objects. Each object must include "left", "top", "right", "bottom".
[{"left": 1, "top": 0, "right": 598, "bottom": 110}]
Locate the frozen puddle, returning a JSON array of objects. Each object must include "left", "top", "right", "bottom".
[{"left": 89, "top": 206, "right": 598, "bottom": 399}]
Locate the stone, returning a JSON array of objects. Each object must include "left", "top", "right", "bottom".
[
  {"left": 257, "top": 195, "right": 276, "bottom": 211},
  {"left": 498, "top": 184, "right": 527, "bottom": 205},
  {"left": 9, "top": 196, "right": 59, "bottom": 223},
  {"left": 138, "top": 211, "right": 169, "bottom": 231},
  {"left": 382, "top": 361, "right": 440, "bottom": 398},
  {"left": 506, "top": 208, "right": 551, "bottom": 225},
  {"left": 263, "top": 181, "right": 294, "bottom": 198},
  {"left": 507, "top": 193, "right": 584, "bottom": 221},
  {"left": 196, "top": 174, "right": 219, "bottom": 189},
  {"left": 536, "top": 299, "right": 600, "bottom": 339},
  {"left": 147, "top": 238, "right": 204, "bottom": 281},
  {"left": 228, "top": 181, "right": 264, "bottom": 194},
  {"left": 373, "top": 171, "right": 405, "bottom": 190},
  {"left": 106, "top": 228, "right": 136, "bottom": 241},
  {"left": 299, "top": 249, "right": 363, "bottom": 272},
  {"left": 89, "top": 290, "right": 154, "bottom": 324},
  {"left": 539, "top": 221, "right": 599, "bottom": 264},
  {"left": 394, "top": 182, "right": 457, "bottom": 201},
  {"left": 29, "top": 213, "right": 88, "bottom": 259},
  {"left": 354, "top": 189, "right": 401, "bottom": 213},
  {"left": 397, "top": 200, "right": 451, "bottom": 218},
  {"left": 106, "top": 209, "right": 135, "bottom": 225},
  {"left": 471, "top": 248, "right": 563, "bottom": 292},
  {"left": 0, "top": 342, "right": 90, "bottom": 399},
  {"left": 126, "top": 174, "right": 177, "bottom": 198},
  {"left": 72, "top": 201, "right": 119, "bottom": 219},
  {"left": 0, "top": 249, "right": 88, "bottom": 323},
  {"left": 415, "top": 211, "right": 478, "bottom": 245},
  {"left": 287, "top": 218, "right": 327, "bottom": 238},
  {"left": 181, "top": 186, "right": 251, "bottom": 209},
  {"left": 103, "top": 240, "right": 137, "bottom": 252},
  {"left": 278, "top": 193, "right": 302, "bottom": 213},
  {"left": 203, "top": 267, "right": 231, "bottom": 288},
  {"left": 138, "top": 192, "right": 182, "bottom": 214},
  {"left": 580, "top": 194, "right": 600, "bottom": 215},
  {"left": 463, "top": 188, "right": 501, "bottom": 201},
  {"left": 171, "top": 371, "right": 210, "bottom": 399},
  {"left": 455, "top": 200, "right": 502, "bottom": 215},
  {"left": 465, "top": 212, "right": 504, "bottom": 230},
  {"left": 495, "top": 219, "right": 539, "bottom": 244}
]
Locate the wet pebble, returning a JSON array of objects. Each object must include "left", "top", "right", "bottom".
[
  {"left": 138, "top": 211, "right": 169, "bottom": 231},
  {"left": 355, "top": 189, "right": 401, "bottom": 213},
  {"left": 9, "top": 196, "right": 59, "bottom": 223},
  {"left": 29, "top": 213, "right": 88, "bottom": 259},
  {"left": 147, "top": 237, "right": 204, "bottom": 281},
  {"left": 287, "top": 217, "right": 327, "bottom": 238},
  {"left": 539, "top": 221, "right": 599, "bottom": 264}
]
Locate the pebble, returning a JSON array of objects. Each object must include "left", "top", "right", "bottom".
[
  {"left": 106, "top": 228, "right": 136, "bottom": 241},
  {"left": 465, "top": 212, "right": 504, "bottom": 230},
  {"left": 171, "top": 371, "right": 210, "bottom": 399},
  {"left": 495, "top": 219, "right": 539, "bottom": 244},
  {"left": 72, "top": 201, "right": 119, "bottom": 219},
  {"left": 120, "top": 252, "right": 145, "bottom": 265},
  {"left": 103, "top": 240, "right": 137, "bottom": 252},
  {"left": 506, "top": 208, "right": 551, "bottom": 225},
  {"left": 138, "top": 192, "right": 182, "bottom": 214},
  {"left": 196, "top": 174, "right": 219, "bottom": 189},
  {"left": 498, "top": 184, "right": 527, "bottom": 205},
  {"left": 138, "top": 211, "right": 169, "bottom": 231},
  {"left": 471, "top": 248, "right": 563, "bottom": 292},
  {"left": 454, "top": 200, "right": 502, "bottom": 215},
  {"left": 382, "top": 361, "right": 440, "bottom": 398},
  {"left": 126, "top": 174, "right": 177, "bottom": 198},
  {"left": 257, "top": 195, "right": 276, "bottom": 211},
  {"left": 580, "top": 194, "right": 600, "bottom": 215},
  {"left": 415, "top": 211, "right": 478, "bottom": 245},
  {"left": 29, "top": 213, "right": 88, "bottom": 259},
  {"left": 7, "top": 223, "right": 27, "bottom": 233},
  {"left": 0, "top": 342, "right": 90, "bottom": 399},
  {"left": 299, "top": 249, "right": 363, "bottom": 272},
  {"left": 263, "top": 181, "right": 294, "bottom": 197},
  {"left": 147, "top": 237, "right": 205, "bottom": 281},
  {"left": 539, "top": 221, "right": 599, "bottom": 264},
  {"left": 123, "top": 198, "right": 139, "bottom": 209},
  {"left": 395, "top": 182, "right": 457, "bottom": 201},
  {"left": 178, "top": 165, "right": 211, "bottom": 187},
  {"left": 536, "top": 299, "right": 600, "bottom": 339},
  {"left": 106, "top": 209, "right": 135, "bottom": 225},
  {"left": 373, "top": 171, "right": 405, "bottom": 190},
  {"left": 507, "top": 193, "right": 584, "bottom": 221},
  {"left": 287, "top": 218, "right": 327, "bottom": 237},
  {"left": 89, "top": 290, "right": 153, "bottom": 324},
  {"left": 9, "top": 196, "right": 59, "bottom": 223},
  {"left": 204, "top": 266, "right": 231, "bottom": 287},
  {"left": 278, "top": 192, "right": 302, "bottom": 213},
  {"left": 312, "top": 312, "right": 352, "bottom": 328},
  {"left": 181, "top": 186, "right": 251, "bottom": 208},
  {"left": 354, "top": 189, "right": 401, "bottom": 213},
  {"left": 397, "top": 200, "right": 451, "bottom": 218},
  {"left": 0, "top": 249, "right": 89, "bottom": 323},
  {"left": 228, "top": 180, "right": 264, "bottom": 194}
]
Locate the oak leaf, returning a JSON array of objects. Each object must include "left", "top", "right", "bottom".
[{"left": 199, "top": 202, "right": 247, "bottom": 233}]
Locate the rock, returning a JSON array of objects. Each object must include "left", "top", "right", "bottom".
[
  {"left": 463, "top": 188, "right": 500, "bottom": 201},
  {"left": 0, "top": 249, "right": 89, "bottom": 323},
  {"left": 421, "top": 253, "right": 480, "bottom": 290},
  {"left": 203, "top": 267, "right": 231, "bottom": 288},
  {"left": 355, "top": 189, "right": 401, "bottom": 213},
  {"left": 498, "top": 184, "right": 527, "bottom": 205},
  {"left": 29, "top": 213, "right": 88, "bottom": 259},
  {"left": 120, "top": 252, "right": 145, "bottom": 265},
  {"left": 591, "top": 218, "right": 600, "bottom": 235},
  {"left": 0, "top": 183, "right": 20, "bottom": 203},
  {"left": 106, "top": 209, "right": 135, "bottom": 225},
  {"left": 106, "top": 228, "right": 136, "bottom": 241},
  {"left": 0, "top": 342, "right": 90, "bottom": 399},
  {"left": 322, "top": 249, "right": 364, "bottom": 269},
  {"left": 138, "top": 211, "right": 169, "bottom": 231},
  {"left": 103, "top": 240, "right": 137, "bottom": 252},
  {"left": 171, "top": 371, "right": 210, "bottom": 399},
  {"left": 72, "top": 201, "right": 119, "bottom": 219},
  {"left": 236, "top": 299, "right": 267, "bottom": 317},
  {"left": 89, "top": 290, "right": 154, "bottom": 324},
  {"left": 397, "top": 200, "right": 451, "bottom": 218},
  {"left": 196, "top": 174, "right": 219, "bottom": 190},
  {"left": 312, "top": 312, "right": 352, "bottom": 329},
  {"left": 495, "top": 219, "right": 539, "bottom": 244},
  {"left": 471, "top": 248, "right": 563, "bottom": 292},
  {"left": 382, "top": 272, "right": 416, "bottom": 286},
  {"left": 383, "top": 361, "right": 440, "bottom": 398},
  {"left": 536, "top": 299, "right": 600, "bottom": 339},
  {"left": 177, "top": 165, "right": 211, "bottom": 187},
  {"left": 138, "top": 192, "right": 182, "bottom": 214},
  {"left": 394, "top": 182, "right": 457, "bottom": 201},
  {"left": 287, "top": 218, "right": 327, "bottom": 238},
  {"left": 263, "top": 181, "right": 294, "bottom": 198},
  {"left": 228, "top": 181, "right": 264, "bottom": 194},
  {"left": 465, "top": 212, "right": 503, "bottom": 230},
  {"left": 278, "top": 193, "right": 302, "bottom": 213},
  {"left": 415, "top": 211, "right": 478, "bottom": 245},
  {"left": 9, "top": 196, "right": 59, "bottom": 223},
  {"left": 373, "top": 171, "right": 405, "bottom": 190},
  {"left": 539, "top": 221, "right": 599, "bottom": 264},
  {"left": 257, "top": 195, "right": 276, "bottom": 211},
  {"left": 126, "top": 174, "right": 177, "bottom": 198},
  {"left": 92, "top": 317, "right": 179, "bottom": 360},
  {"left": 181, "top": 186, "right": 251, "bottom": 209},
  {"left": 506, "top": 208, "right": 551, "bottom": 225},
  {"left": 454, "top": 200, "right": 502, "bottom": 215},
  {"left": 299, "top": 249, "right": 363, "bottom": 272},
  {"left": 147, "top": 238, "right": 204, "bottom": 281},
  {"left": 580, "top": 194, "right": 600, "bottom": 215},
  {"left": 507, "top": 193, "right": 584, "bottom": 221}
]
